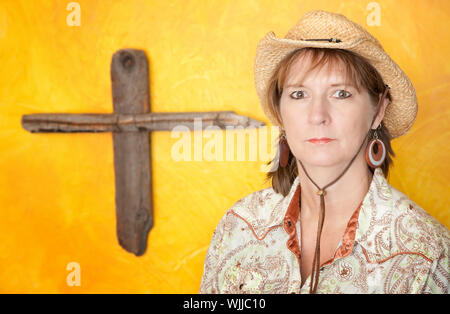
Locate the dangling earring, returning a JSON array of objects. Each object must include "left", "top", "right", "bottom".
[
  {"left": 365, "top": 126, "right": 386, "bottom": 168},
  {"left": 279, "top": 132, "right": 290, "bottom": 168}
]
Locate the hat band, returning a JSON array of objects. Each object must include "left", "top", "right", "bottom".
[{"left": 301, "top": 38, "right": 342, "bottom": 43}]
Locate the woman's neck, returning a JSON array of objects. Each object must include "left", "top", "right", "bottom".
[{"left": 296, "top": 156, "right": 373, "bottom": 220}]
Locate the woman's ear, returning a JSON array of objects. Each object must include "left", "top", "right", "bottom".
[{"left": 372, "top": 93, "right": 389, "bottom": 129}]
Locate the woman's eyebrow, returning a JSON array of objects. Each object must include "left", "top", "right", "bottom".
[
  {"left": 329, "top": 83, "right": 355, "bottom": 87},
  {"left": 285, "top": 84, "right": 305, "bottom": 88}
]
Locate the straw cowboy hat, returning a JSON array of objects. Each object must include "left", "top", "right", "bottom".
[{"left": 254, "top": 10, "right": 418, "bottom": 139}]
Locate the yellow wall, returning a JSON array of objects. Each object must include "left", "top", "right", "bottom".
[{"left": 0, "top": 0, "right": 448, "bottom": 293}]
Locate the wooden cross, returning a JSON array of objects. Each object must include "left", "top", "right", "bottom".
[{"left": 21, "top": 49, "right": 265, "bottom": 256}]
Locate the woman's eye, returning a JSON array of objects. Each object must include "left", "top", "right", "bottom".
[
  {"left": 290, "top": 90, "right": 306, "bottom": 99},
  {"left": 334, "top": 90, "right": 351, "bottom": 98}
]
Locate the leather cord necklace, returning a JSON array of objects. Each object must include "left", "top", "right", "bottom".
[{"left": 297, "top": 85, "right": 390, "bottom": 294}]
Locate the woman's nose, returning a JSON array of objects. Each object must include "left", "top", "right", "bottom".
[{"left": 308, "top": 95, "right": 331, "bottom": 125}]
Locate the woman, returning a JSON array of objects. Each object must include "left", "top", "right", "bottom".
[{"left": 200, "top": 10, "right": 449, "bottom": 294}]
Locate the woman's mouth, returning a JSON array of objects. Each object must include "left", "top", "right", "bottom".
[{"left": 307, "top": 138, "right": 334, "bottom": 144}]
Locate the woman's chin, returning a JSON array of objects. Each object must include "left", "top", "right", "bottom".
[{"left": 295, "top": 154, "right": 342, "bottom": 168}]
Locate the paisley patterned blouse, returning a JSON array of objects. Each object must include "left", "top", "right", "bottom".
[{"left": 200, "top": 168, "right": 449, "bottom": 294}]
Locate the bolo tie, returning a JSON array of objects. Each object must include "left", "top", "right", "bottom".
[{"left": 297, "top": 84, "right": 390, "bottom": 294}]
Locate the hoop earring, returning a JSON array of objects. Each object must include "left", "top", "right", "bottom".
[
  {"left": 279, "top": 132, "right": 290, "bottom": 168},
  {"left": 365, "top": 127, "right": 386, "bottom": 168}
]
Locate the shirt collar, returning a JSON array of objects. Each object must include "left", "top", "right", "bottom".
[
  {"left": 277, "top": 167, "right": 390, "bottom": 221},
  {"left": 276, "top": 167, "right": 393, "bottom": 261},
  {"left": 230, "top": 167, "right": 393, "bottom": 258}
]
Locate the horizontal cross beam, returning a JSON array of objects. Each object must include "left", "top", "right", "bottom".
[{"left": 21, "top": 111, "right": 265, "bottom": 133}]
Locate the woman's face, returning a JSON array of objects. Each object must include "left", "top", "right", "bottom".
[{"left": 280, "top": 53, "right": 384, "bottom": 168}]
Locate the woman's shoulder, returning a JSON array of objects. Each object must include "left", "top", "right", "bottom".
[
  {"left": 387, "top": 184, "right": 450, "bottom": 261},
  {"left": 228, "top": 186, "right": 283, "bottom": 213},
  {"left": 219, "top": 186, "right": 286, "bottom": 240}
]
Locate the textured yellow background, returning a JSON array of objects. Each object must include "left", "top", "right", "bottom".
[{"left": 0, "top": 0, "right": 448, "bottom": 293}]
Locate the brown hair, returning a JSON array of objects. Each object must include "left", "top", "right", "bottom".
[{"left": 264, "top": 48, "right": 395, "bottom": 196}]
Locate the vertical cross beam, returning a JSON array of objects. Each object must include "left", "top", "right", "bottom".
[{"left": 111, "top": 50, "right": 152, "bottom": 256}]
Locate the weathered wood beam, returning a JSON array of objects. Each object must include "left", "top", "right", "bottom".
[
  {"left": 111, "top": 49, "right": 152, "bottom": 256},
  {"left": 21, "top": 111, "right": 265, "bottom": 133}
]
